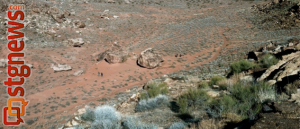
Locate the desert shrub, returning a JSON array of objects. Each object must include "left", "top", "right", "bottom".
[
  {"left": 198, "top": 81, "right": 209, "bottom": 89},
  {"left": 122, "top": 116, "right": 158, "bottom": 129},
  {"left": 143, "top": 82, "right": 169, "bottom": 99},
  {"left": 25, "top": 119, "right": 34, "bottom": 125},
  {"left": 177, "top": 89, "right": 211, "bottom": 113},
  {"left": 253, "top": 81, "right": 276, "bottom": 103},
  {"left": 259, "top": 54, "right": 279, "bottom": 68},
  {"left": 94, "top": 105, "right": 121, "bottom": 123},
  {"left": 139, "top": 92, "right": 148, "bottom": 100},
  {"left": 207, "top": 81, "right": 273, "bottom": 120},
  {"left": 176, "top": 97, "right": 188, "bottom": 113},
  {"left": 169, "top": 122, "right": 185, "bottom": 129},
  {"left": 208, "top": 76, "right": 226, "bottom": 86},
  {"left": 81, "top": 105, "right": 121, "bottom": 129},
  {"left": 284, "top": 80, "right": 300, "bottom": 95},
  {"left": 135, "top": 95, "right": 168, "bottom": 112},
  {"left": 91, "top": 119, "right": 121, "bottom": 129},
  {"left": 74, "top": 125, "right": 85, "bottom": 129},
  {"left": 81, "top": 107, "right": 95, "bottom": 121},
  {"left": 230, "top": 59, "right": 257, "bottom": 74}
]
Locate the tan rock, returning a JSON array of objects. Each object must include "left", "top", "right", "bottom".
[
  {"left": 74, "top": 20, "right": 85, "bottom": 28},
  {"left": 137, "top": 48, "right": 164, "bottom": 69},
  {"left": 207, "top": 91, "right": 220, "bottom": 97},
  {"left": 212, "top": 85, "right": 219, "bottom": 89},
  {"left": 273, "top": 56, "right": 300, "bottom": 81},
  {"left": 104, "top": 43, "right": 129, "bottom": 64},
  {"left": 51, "top": 64, "right": 72, "bottom": 72},
  {"left": 73, "top": 70, "right": 84, "bottom": 76},
  {"left": 68, "top": 38, "right": 84, "bottom": 47},
  {"left": 267, "top": 80, "right": 277, "bottom": 85},
  {"left": 257, "top": 51, "right": 300, "bottom": 81}
]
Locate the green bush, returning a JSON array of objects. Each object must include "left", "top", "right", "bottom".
[
  {"left": 176, "top": 97, "right": 188, "bottom": 113},
  {"left": 198, "top": 81, "right": 209, "bottom": 89},
  {"left": 218, "top": 95, "right": 238, "bottom": 114},
  {"left": 259, "top": 54, "right": 279, "bottom": 68},
  {"left": 135, "top": 95, "right": 169, "bottom": 112},
  {"left": 207, "top": 81, "right": 272, "bottom": 120},
  {"left": 139, "top": 92, "right": 148, "bottom": 100},
  {"left": 176, "top": 89, "right": 211, "bottom": 113},
  {"left": 144, "top": 82, "right": 169, "bottom": 99},
  {"left": 208, "top": 76, "right": 226, "bottom": 86},
  {"left": 230, "top": 59, "right": 257, "bottom": 74},
  {"left": 123, "top": 116, "right": 158, "bottom": 129},
  {"left": 81, "top": 107, "right": 95, "bottom": 122}
]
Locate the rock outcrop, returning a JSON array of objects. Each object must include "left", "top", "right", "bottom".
[
  {"left": 137, "top": 48, "right": 164, "bottom": 69},
  {"left": 97, "top": 42, "right": 129, "bottom": 64},
  {"left": 257, "top": 51, "right": 300, "bottom": 81},
  {"left": 251, "top": 101, "right": 299, "bottom": 129}
]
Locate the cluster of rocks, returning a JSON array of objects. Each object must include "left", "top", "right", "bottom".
[
  {"left": 247, "top": 39, "right": 300, "bottom": 84},
  {"left": 96, "top": 43, "right": 164, "bottom": 69},
  {"left": 251, "top": 101, "right": 299, "bottom": 129},
  {"left": 252, "top": 0, "right": 300, "bottom": 29},
  {"left": 99, "top": 10, "right": 119, "bottom": 20}
]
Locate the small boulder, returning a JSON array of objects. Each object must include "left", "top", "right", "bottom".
[
  {"left": 73, "top": 20, "right": 85, "bottom": 28},
  {"left": 101, "top": 42, "right": 129, "bottom": 64},
  {"left": 137, "top": 48, "right": 164, "bottom": 69},
  {"left": 0, "top": 59, "right": 8, "bottom": 68},
  {"left": 73, "top": 70, "right": 84, "bottom": 76},
  {"left": 51, "top": 64, "right": 72, "bottom": 72},
  {"left": 212, "top": 85, "right": 219, "bottom": 89},
  {"left": 68, "top": 38, "right": 84, "bottom": 47}
]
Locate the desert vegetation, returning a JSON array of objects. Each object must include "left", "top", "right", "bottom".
[{"left": 0, "top": 0, "right": 299, "bottom": 129}]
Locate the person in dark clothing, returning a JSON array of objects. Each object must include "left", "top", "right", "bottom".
[
  {"left": 175, "top": 54, "right": 178, "bottom": 57},
  {"left": 101, "top": 73, "right": 103, "bottom": 77}
]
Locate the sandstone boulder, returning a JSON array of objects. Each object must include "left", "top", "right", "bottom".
[
  {"left": 51, "top": 64, "right": 72, "bottom": 72},
  {"left": 97, "top": 43, "right": 129, "bottom": 64},
  {"left": 100, "top": 10, "right": 109, "bottom": 19},
  {"left": 272, "top": 55, "right": 300, "bottom": 81},
  {"left": 257, "top": 51, "right": 300, "bottom": 81},
  {"left": 137, "top": 48, "right": 164, "bottom": 69},
  {"left": 68, "top": 38, "right": 84, "bottom": 47}
]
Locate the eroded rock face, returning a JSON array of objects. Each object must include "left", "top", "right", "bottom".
[
  {"left": 257, "top": 51, "right": 300, "bottom": 81},
  {"left": 273, "top": 55, "right": 300, "bottom": 81},
  {"left": 137, "top": 48, "right": 164, "bottom": 69},
  {"left": 97, "top": 43, "right": 129, "bottom": 64}
]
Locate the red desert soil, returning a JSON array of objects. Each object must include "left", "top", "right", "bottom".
[{"left": 0, "top": 1, "right": 271, "bottom": 128}]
